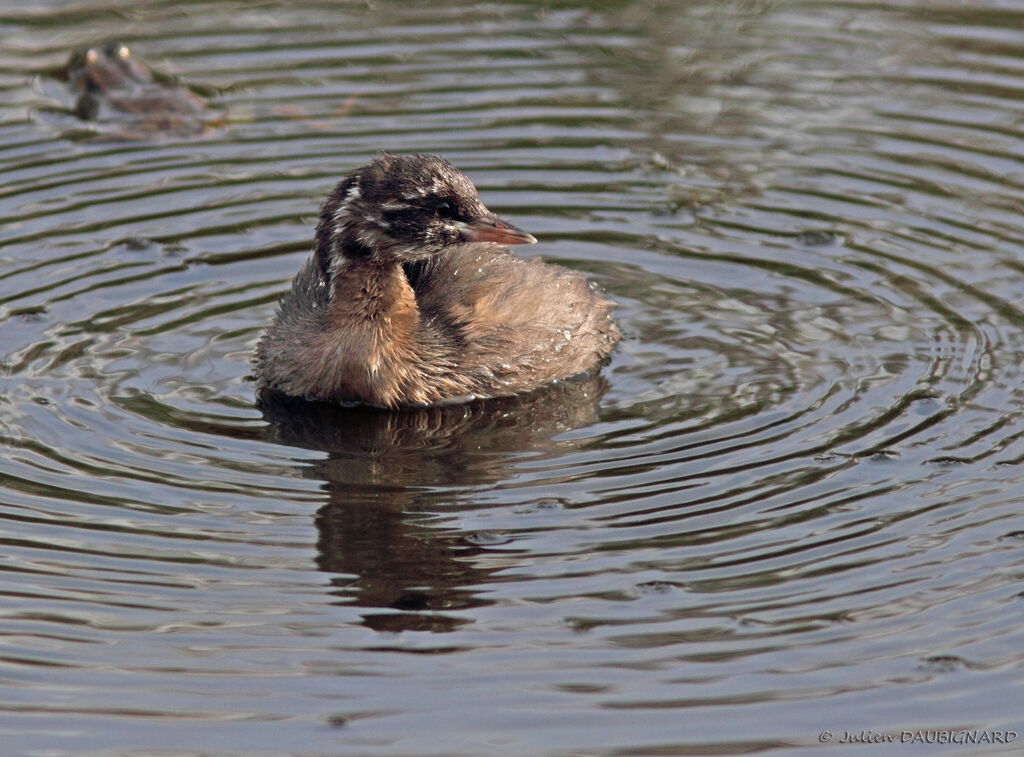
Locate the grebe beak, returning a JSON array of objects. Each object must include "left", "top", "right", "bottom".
[{"left": 464, "top": 213, "right": 537, "bottom": 245}]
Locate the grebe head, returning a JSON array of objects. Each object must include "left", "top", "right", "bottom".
[{"left": 315, "top": 153, "right": 536, "bottom": 275}]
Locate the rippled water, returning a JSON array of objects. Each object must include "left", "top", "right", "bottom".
[{"left": 3, "top": 1, "right": 1024, "bottom": 754}]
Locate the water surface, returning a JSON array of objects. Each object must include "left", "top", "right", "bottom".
[{"left": 2, "top": 1, "right": 1024, "bottom": 754}]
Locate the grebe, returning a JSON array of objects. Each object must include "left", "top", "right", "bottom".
[{"left": 255, "top": 153, "right": 619, "bottom": 407}]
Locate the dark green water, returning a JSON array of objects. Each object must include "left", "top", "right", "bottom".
[{"left": 2, "top": 1, "right": 1024, "bottom": 754}]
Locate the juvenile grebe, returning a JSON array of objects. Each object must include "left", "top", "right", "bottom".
[
  {"left": 63, "top": 42, "right": 212, "bottom": 135},
  {"left": 255, "top": 154, "right": 619, "bottom": 408}
]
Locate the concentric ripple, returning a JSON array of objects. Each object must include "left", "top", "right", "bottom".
[{"left": 2, "top": 0, "right": 1024, "bottom": 754}]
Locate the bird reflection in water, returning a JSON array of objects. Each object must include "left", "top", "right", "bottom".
[{"left": 258, "top": 376, "right": 608, "bottom": 632}]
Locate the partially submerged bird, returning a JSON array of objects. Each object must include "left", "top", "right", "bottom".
[
  {"left": 62, "top": 42, "right": 214, "bottom": 136},
  {"left": 255, "top": 153, "right": 619, "bottom": 408}
]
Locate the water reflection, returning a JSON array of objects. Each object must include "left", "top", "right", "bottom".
[{"left": 260, "top": 377, "right": 606, "bottom": 632}]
